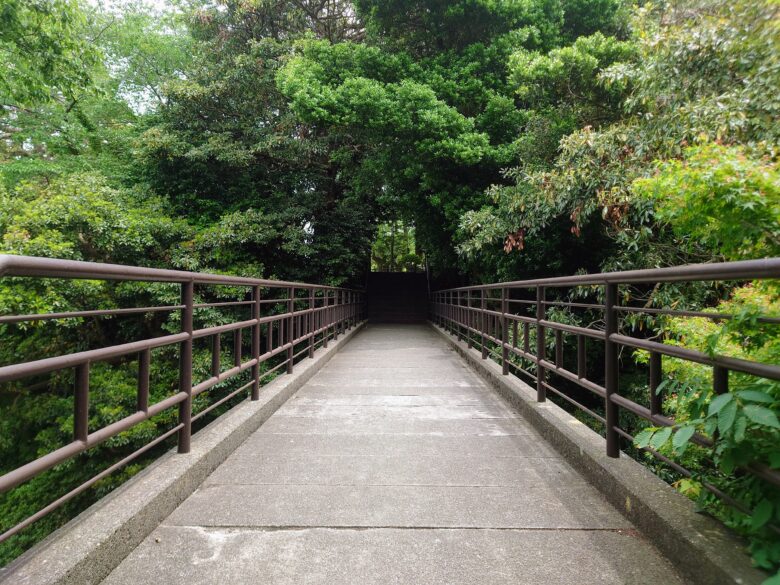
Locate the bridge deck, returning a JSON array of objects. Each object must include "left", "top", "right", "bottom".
[{"left": 102, "top": 324, "right": 681, "bottom": 584}]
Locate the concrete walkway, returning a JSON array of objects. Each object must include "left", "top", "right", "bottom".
[{"left": 102, "top": 324, "right": 682, "bottom": 584}]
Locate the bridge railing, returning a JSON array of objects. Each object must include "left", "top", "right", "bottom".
[
  {"left": 431, "top": 258, "right": 780, "bottom": 519},
  {"left": 0, "top": 255, "right": 364, "bottom": 544}
]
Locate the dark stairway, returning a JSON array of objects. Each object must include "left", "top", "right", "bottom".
[{"left": 366, "top": 272, "right": 428, "bottom": 323}]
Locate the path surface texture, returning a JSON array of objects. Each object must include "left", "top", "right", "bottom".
[{"left": 103, "top": 324, "right": 682, "bottom": 584}]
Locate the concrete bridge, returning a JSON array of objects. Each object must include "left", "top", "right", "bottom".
[
  {"left": 100, "top": 324, "right": 680, "bottom": 585},
  {"left": 2, "top": 256, "right": 778, "bottom": 585}
]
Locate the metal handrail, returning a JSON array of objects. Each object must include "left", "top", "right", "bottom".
[
  {"left": 440, "top": 257, "right": 780, "bottom": 290},
  {"left": 0, "top": 254, "right": 366, "bottom": 543},
  {"left": 0, "top": 254, "right": 361, "bottom": 290},
  {"left": 430, "top": 257, "right": 780, "bottom": 522}
]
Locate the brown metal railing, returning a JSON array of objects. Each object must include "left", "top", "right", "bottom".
[
  {"left": 0, "top": 255, "right": 364, "bottom": 543},
  {"left": 431, "top": 258, "right": 780, "bottom": 519}
]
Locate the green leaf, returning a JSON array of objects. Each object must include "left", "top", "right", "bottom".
[
  {"left": 761, "top": 572, "right": 780, "bottom": 585},
  {"left": 672, "top": 426, "right": 696, "bottom": 454},
  {"left": 708, "top": 393, "right": 733, "bottom": 417},
  {"left": 743, "top": 405, "right": 780, "bottom": 429},
  {"left": 751, "top": 499, "right": 774, "bottom": 530},
  {"left": 717, "top": 400, "right": 738, "bottom": 435},
  {"left": 633, "top": 429, "right": 655, "bottom": 449},
  {"left": 650, "top": 426, "right": 672, "bottom": 450},
  {"left": 769, "top": 453, "right": 780, "bottom": 469},
  {"left": 736, "top": 390, "right": 774, "bottom": 403},
  {"left": 719, "top": 452, "right": 736, "bottom": 475},
  {"left": 733, "top": 416, "right": 747, "bottom": 443}
]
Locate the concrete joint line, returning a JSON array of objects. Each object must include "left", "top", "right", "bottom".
[
  {"left": 0, "top": 322, "right": 366, "bottom": 585},
  {"left": 429, "top": 321, "right": 764, "bottom": 585}
]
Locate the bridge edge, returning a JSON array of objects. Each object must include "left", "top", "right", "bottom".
[
  {"left": 429, "top": 321, "right": 765, "bottom": 585},
  {"left": 0, "top": 321, "right": 366, "bottom": 585}
]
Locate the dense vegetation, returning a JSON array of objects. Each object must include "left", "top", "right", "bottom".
[{"left": 0, "top": 0, "right": 778, "bottom": 579}]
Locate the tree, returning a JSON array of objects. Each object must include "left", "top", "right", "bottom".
[
  {"left": 0, "top": 0, "right": 99, "bottom": 108},
  {"left": 140, "top": 1, "right": 375, "bottom": 285},
  {"left": 458, "top": 0, "right": 779, "bottom": 275}
]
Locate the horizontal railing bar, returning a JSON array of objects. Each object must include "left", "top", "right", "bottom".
[
  {"left": 88, "top": 391, "right": 189, "bottom": 445},
  {"left": 0, "top": 254, "right": 364, "bottom": 544},
  {"left": 613, "top": 426, "right": 780, "bottom": 523},
  {"left": 192, "top": 319, "right": 258, "bottom": 340},
  {"left": 194, "top": 300, "right": 255, "bottom": 309},
  {"left": 504, "top": 358, "right": 538, "bottom": 382},
  {"left": 542, "top": 381, "right": 606, "bottom": 424},
  {"left": 0, "top": 300, "right": 356, "bottom": 325},
  {"left": 292, "top": 345, "right": 312, "bottom": 361},
  {"left": 436, "top": 257, "right": 780, "bottom": 292},
  {"left": 431, "top": 260, "right": 780, "bottom": 529},
  {"left": 0, "top": 254, "right": 363, "bottom": 291},
  {"left": 506, "top": 314, "right": 536, "bottom": 325},
  {"left": 0, "top": 423, "right": 184, "bottom": 544},
  {"left": 0, "top": 305, "right": 186, "bottom": 324},
  {"left": 537, "top": 319, "right": 606, "bottom": 340},
  {"left": 192, "top": 361, "right": 257, "bottom": 396},
  {"left": 542, "top": 300, "right": 603, "bottom": 310},
  {"left": 617, "top": 304, "right": 780, "bottom": 324},
  {"left": 611, "top": 334, "right": 780, "bottom": 381},
  {"left": 192, "top": 380, "right": 255, "bottom": 422},
  {"left": 539, "top": 358, "right": 606, "bottom": 397},
  {"left": 258, "top": 357, "right": 293, "bottom": 380},
  {"left": 0, "top": 388, "right": 188, "bottom": 493},
  {"left": 191, "top": 311, "right": 324, "bottom": 341},
  {"left": 0, "top": 333, "right": 189, "bottom": 383},
  {"left": 507, "top": 344, "right": 538, "bottom": 364}
]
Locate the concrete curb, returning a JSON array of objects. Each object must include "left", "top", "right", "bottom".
[
  {"left": 430, "top": 322, "right": 765, "bottom": 585},
  {"left": 1, "top": 322, "right": 365, "bottom": 585}
]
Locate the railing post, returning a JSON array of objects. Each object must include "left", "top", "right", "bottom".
[
  {"left": 523, "top": 322, "right": 530, "bottom": 354},
  {"left": 323, "top": 290, "right": 329, "bottom": 348},
  {"left": 212, "top": 334, "right": 221, "bottom": 378},
  {"left": 501, "top": 288, "right": 509, "bottom": 375},
  {"left": 178, "top": 280, "right": 194, "bottom": 454},
  {"left": 333, "top": 290, "right": 338, "bottom": 340},
  {"left": 337, "top": 289, "right": 342, "bottom": 338},
  {"left": 251, "top": 285, "right": 261, "bottom": 400},
  {"left": 713, "top": 366, "right": 729, "bottom": 395},
  {"left": 309, "top": 288, "right": 315, "bottom": 358},
  {"left": 466, "top": 291, "right": 472, "bottom": 348},
  {"left": 233, "top": 328, "right": 242, "bottom": 368},
  {"left": 480, "top": 290, "right": 487, "bottom": 359},
  {"left": 138, "top": 349, "right": 150, "bottom": 413},
  {"left": 287, "top": 287, "right": 294, "bottom": 374},
  {"left": 535, "top": 286, "right": 546, "bottom": 402},
  {"left": 346, "top": 291, "right": 351, "bottom": 329},
  {"left": 457, "top": 291, "right": 463, "bottom": 341},
  {"left": 74, "top": 362, "right": 90, "bottom": 443},
  {"left": 450, "top": 291, "right": 454, "bottom": 332},
  {"left": 649, "top": 351, "right": 661, "bottom": 416},
  {"left": 604, "top": 283, "right": 620, "bottom": 458}
]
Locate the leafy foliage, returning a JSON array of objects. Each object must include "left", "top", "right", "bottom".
[
  {"left": 634, "top": 144, "right": 780, "bottom": 261},
  {"left": 0, "top": 0, "right": 99, "bottom": 107},
  {"left": 0, "top": 0, "right": 779, "bottom": 578}
]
